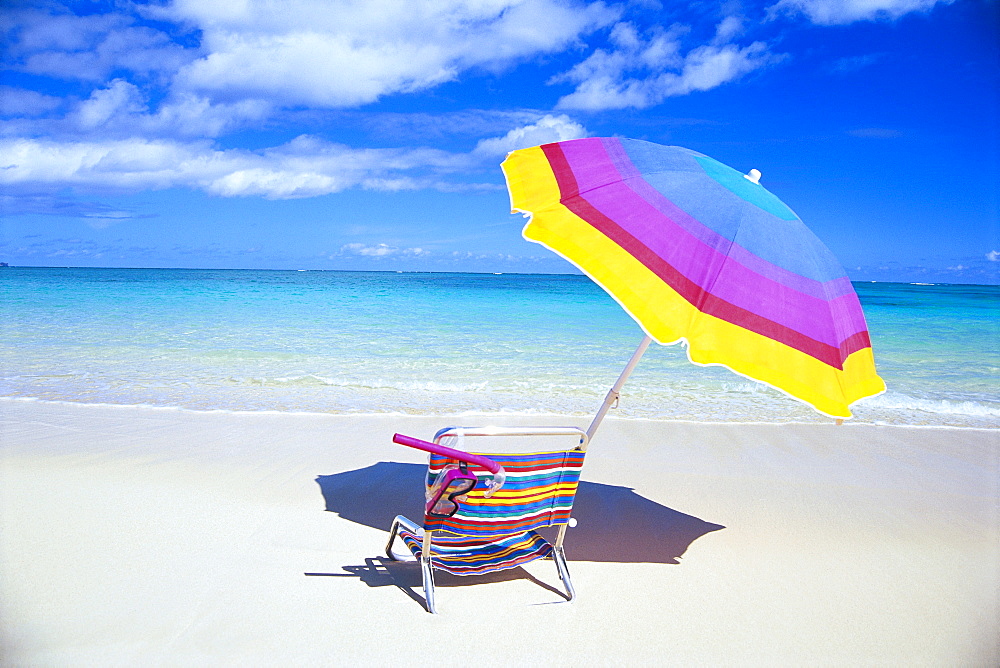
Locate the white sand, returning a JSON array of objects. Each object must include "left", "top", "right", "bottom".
[{"left": 1, "top": 399, "right": 997, "bottom": 665}]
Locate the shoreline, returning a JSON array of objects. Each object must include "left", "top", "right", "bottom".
[
  {"left": 2, "top": 395, "right": 997, "bottom": 431},
  {"left": 2, "top": 399, "right": 998, "bottom": 664}
]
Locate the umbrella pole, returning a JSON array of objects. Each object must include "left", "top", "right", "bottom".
[{"left": 585, "top": 335, "right": 653, "bottom": 444}]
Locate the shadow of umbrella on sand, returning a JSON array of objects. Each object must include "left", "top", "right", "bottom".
[{"left": 315, "top": 461, "right": 724, "bottom": 565}]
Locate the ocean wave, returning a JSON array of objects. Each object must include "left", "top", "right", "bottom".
[
  {"left": 222, "top": 373, "right": 613, "bottom": 396},
  {"left": 6, "top": 375, "right": 998, "bottom": 428},
  {"left": 859, "top": 392, "right": 1000, "bottom": 418}
]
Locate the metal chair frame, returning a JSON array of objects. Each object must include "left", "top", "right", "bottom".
[{"left": 385, "top": 425, "right": 588, "bottom": 614}]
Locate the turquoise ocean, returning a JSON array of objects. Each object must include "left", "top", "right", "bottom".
[{"left": 2, "top": 267, "right": 997, "bottom": 428}]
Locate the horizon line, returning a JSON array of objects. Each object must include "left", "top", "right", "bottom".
[{"left": 2, "top": 264, "right": 998, "bottom": 287}]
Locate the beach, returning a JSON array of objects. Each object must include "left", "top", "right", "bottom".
[
  {"left": 3, "top": 0, "right": 997, "bottom": 662},
  {"left": 2, "top": 399, "right": 997, "bottom": 665}
]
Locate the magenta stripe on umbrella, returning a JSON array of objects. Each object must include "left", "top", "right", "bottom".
[
  {"left": 541, "top": 144, "right": 871, "bottom": 367},
  {"left": 581, "top": 179, "right": 863, "bottom": 347},
  {"left": 600, "top": 138, "right": 858, "bottom": 302},
  {"left": 542, "top": 143, "right": 869, "bottom": 348},
  {"left": 568, "top": 138, "right": 857, "bottom": 298},
  {"left": 563, "top": 188, "right": 871, "bottom": 368}
]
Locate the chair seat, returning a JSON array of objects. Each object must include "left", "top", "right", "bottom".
[{"left": 399, "top": 527, "right": 553, "bottom": 576}]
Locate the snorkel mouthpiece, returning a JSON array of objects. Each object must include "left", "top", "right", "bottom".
[{"left": 481, "top": 468, "right": 506, "bottom": 498}]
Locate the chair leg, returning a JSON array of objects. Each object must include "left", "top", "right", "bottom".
[
  {"left": 385, "top": 515, "right": 420, "bottom": 561},
  {"left": 386, "top": 519, "right": 401, "bottom": 560},
  {"left": 553, "top": 523, "right": 575, "bottom": 601},
  {"left": 552, "top": 545, "right": 576, "bottom": 601},
  {"left": 384, "top": 516, "right": 437, "bottom": 613},
  {"left": 421, "top": 530, "right": 437, "bottom": 614},
  {"left": 420, "top": 555, "right": 437, "bottom": 614}
]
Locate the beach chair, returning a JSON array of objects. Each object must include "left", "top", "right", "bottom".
[{"left": 385, "top": 426, "right": 588, "bottom": 613}]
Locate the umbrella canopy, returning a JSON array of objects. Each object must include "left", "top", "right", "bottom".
[{"left": 501, "top": 137, "right": 885, "bottom": 419}]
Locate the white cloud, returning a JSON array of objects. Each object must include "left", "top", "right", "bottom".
[
  {"left": 139, "top": 95, "right": 273, "bottom": 138},
  {"left": 987, "top": 251, "right": 1000, "bottom": 262},
  {"left": 2, "top": 1, "right": 615, "bottom": 137},
  {"left": 72, "top": 79, "right": 147, "bottom": 129},
  {"left": 713, "top": 16, "right": 745, "bottom": 43},
  {"left": 156, "top": 0, "right": 618, "bottom": 108},
  {"left": 681, "top": 42, "right": 775, "bottom": 91},
  {"left": 360, "top": 109, "right": 545, "bottom": 141},
  {"left": 6, "top": 9, "right": 193, "bottom": 82},
  {"left": 0, "top": 86, "right": 62, "bottom": 116},
  {"left": 3, "top": 9, "right": 126, "bottom": 54},
  {"left": 1, "top": 83, "right": 273, "bottom": 139},
  {"left": 473, "top": 114, "right": 588, "bottom": 156},
  {"left": 768, "top": 0, "right": 955, "bottom": 25},
  {"left": 0, "top": 135, "right": 478, "bottom": 200},
  {"left": 340, "top": 243, "right": 430, "bottom": 258},
  {"left": 553, "top": 20, "right": 781, "bottom": 110}
]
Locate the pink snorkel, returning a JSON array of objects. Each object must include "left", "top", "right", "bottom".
[{"left": 392, "top": 433, "right": 506, "bottom": 497}]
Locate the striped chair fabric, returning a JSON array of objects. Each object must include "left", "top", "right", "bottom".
[
  {"left": 399, "top": 529, "right": 553, "bottom": 576},
  {"left": 398, "top": 449, "right": 585, "bottom": 576}
]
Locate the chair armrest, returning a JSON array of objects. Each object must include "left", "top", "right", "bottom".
[
  {"left": 393, "top": 433, "right": 507, "bottom": 496},
  {"left": 432, "top": 425, "right": 589, "bottom": 451},
  {"left": 393, "top": 433, "right": 502, "bottom": 474}
]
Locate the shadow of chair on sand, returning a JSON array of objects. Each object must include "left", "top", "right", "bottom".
[{"left": 309, "top": 461, "right": 725, "bottom": 606}]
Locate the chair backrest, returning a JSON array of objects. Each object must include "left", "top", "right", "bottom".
[{"left": 423, "top": 449, "right": 585, "bottom": 537}]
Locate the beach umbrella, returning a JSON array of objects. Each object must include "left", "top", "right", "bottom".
[{"left": 501, "top": 137, "right": 885, "bottom": 431}]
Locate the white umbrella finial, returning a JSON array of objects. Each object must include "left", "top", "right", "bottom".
[{"left": 744, "top": 168, "right": 761, "bottom": 184}]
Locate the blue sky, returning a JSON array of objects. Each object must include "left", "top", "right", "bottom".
[{"left": 1, "top": 0, "right": 997, "bottom": 283}]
